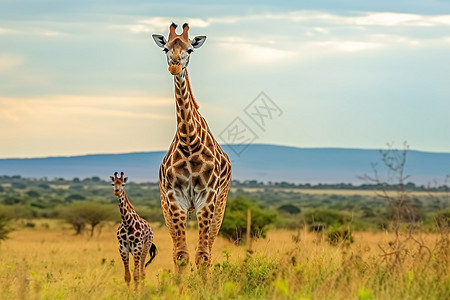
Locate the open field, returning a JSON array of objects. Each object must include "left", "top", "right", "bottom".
[{"left": 0, "top": 220, "right": 448, "bottom": 300}]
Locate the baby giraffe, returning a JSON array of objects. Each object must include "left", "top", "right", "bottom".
[{"left": 111, "top": 172, "right": 157, "bottom": 284}]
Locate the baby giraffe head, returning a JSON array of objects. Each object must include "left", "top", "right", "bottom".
[
  {"left": 110, "top": 172, "right": 128, "bottom": 196},
  {"left": 152, "top": 22, "right": 206, "bottom": 75}
]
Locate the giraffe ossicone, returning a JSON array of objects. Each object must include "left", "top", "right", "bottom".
[
  {"left": 111, "top": 171, "right": 157, "bottom": 284},
  {"left": 152, "top": 23, "right": 232, "bottom": 271}
]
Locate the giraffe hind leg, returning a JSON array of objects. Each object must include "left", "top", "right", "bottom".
[
  {"left": 208, "top": 188, "right": 228, "bottom": 254},
  {"left": 195, "top": 193, "right": 217, "bottom": 269},
  {"left": 139, "top": 240, "right": 151, "bottom": 280}
]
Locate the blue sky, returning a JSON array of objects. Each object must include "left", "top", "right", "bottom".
[{"left": 0, "top": 0, "right": 449, "bottom": 158}]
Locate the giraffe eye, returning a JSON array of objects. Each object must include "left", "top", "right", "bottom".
[
  {"left": 111, "top": 183, "right": 114, "bottom": 186},
  {"left": 187, "top": 48, "right": 193, "bottom": 54},
  {"left": 163, "top": 48, "right": 169, "bottom": 53}
]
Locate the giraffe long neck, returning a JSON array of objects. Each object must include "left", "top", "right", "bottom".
[
  {"left": 174, "top": 69, "right": 202, "bottom": 150},
  {"left": 118, "top": 190, "right": 136, "bottom": 223}
]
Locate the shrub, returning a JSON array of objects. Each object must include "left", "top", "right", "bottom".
[
  {"left": 0, "top": 205, "right": 15, "bottom": 245},
  {"left": 435, "top": 210, "right": 450, "bottom": 230},
  {"left": 304, "top": 208, "right": 351, "bottom": 229},
  {"left": 278, "top": 204, "right": 301, "bottom": 214},
  {"left": 220, "top": 196, "right": 277, "bottom": 243},
  {"left": 65, "top": 194, "right": 86, "bottom": 202},
  {"left": 327, "top": 227, "right": 354, "bottom": 246},
  {"left": 26, "top": 190, "right": 41, "bottom": 198}
]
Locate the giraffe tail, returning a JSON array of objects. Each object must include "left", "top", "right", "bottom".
[{"left": 145, "top": 243, "right": 157, "bottom": 268}]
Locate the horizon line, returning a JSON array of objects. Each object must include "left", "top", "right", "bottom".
[{"left": 1, "top": 143, "right": 449, "bottom": 160}]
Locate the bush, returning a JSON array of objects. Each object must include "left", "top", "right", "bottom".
[
  {"left": 304, "top": 209, "right": 351, "bottom": 229},
  {"left": 26, "top": 190, "right": 41, "bottom": 198},
  {"left": 220, "top": 196, "right": 277, "bottom": 243},
  {"left": 435, "top": 210, "right": 450, "bottom": 230},
  {"left": 11, "top": 182, "right": 26, "bottom": 189},
  {"left": 65, "top": 194, "right": 86, "bottom": 202},
  {"left": 277, "top": 204, "right": 301, "bottom": 214},
  {"left": 327, "top": 227, "right": 354, "bottom": 246},
  {"left": 0, "top": 205, "right": 15, "bottom": 245}
]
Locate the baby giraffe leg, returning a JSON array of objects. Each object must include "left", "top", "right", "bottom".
[{"left": 139, "top": 241, "right": 151, "bottom": 280}]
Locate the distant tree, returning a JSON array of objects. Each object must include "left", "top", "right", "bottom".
[
  {"left": 0, "top": 206, "right": 14, "bottom": 245},
  {"left": 38, "top": 183, "right": 51, "bottom": 189},
  {"left": 26, "top": 190, "right": 41, "bottom": 198},
  {"left": 221, "top": 196, "right": 277, "bottom": 243},
  {"left": 65, "top": 194, "right": 86, "bottom": 202},
  {"left": 278, "top": 204, "right": 301, "bottom": 214},
  {"left": 11, "top": 182, "right": 26, "bottom": 189},
  {"left": 61, "top": 202, "right": 117, "bottom": 236},
  {"left": 0, "top": 185, "right": 4, "bottom": 193},
  {"left": 61, "top": 208, "right": 85, "bottom": 235},
  {"left": 3, "top": 196, "right": 22, "bottom": 205}
]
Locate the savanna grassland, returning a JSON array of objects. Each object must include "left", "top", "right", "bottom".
[
  {"left": 0, "top": 220, "right": 448, "bottom": 300},
  {"left": 0, "top": 176, "right": 449, "bottom": 299}
]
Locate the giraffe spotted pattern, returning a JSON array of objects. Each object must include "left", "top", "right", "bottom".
[
  {"left": 152, "top": 23, "right": 232, "bottom": 270},
  {"left": 111, "top": 172, "right": 156, "bottom": 283}
]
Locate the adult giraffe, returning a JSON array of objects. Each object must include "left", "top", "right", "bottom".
[{"left": 152, "top": 23, "right": 232, "bottom": 270}]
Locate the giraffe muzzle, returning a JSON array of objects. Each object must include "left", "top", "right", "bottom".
[{"left": 168, "top": 64, "right": 182, "bottom": 75}]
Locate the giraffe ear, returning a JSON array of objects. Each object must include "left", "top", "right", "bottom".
[
  {"left": 152, "top": 34, "right": 167, "bottom": 48},
  {"left": 110, "top": 176, "right": 114, "bottom": 182},
  {"left": 124, "top": 177, "right": 128, "bottom": 183},
  {"left": 190, "top": 36, "right": 206, "bottom": 49}
]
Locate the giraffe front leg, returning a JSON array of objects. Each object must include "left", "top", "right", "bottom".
[
  {"left": 195, "top": 191, "right": 217, "bottom": 269},
  {"left": 163, "top": 191, "right": 189, "bottom": 272},
  {"left": 132, "top": 249, "right": 142, "bottom": 283},
  {"left": 119, "top": 248, "right": 131, "bottom": 284}
]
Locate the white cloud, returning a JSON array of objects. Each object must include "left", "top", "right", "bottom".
[
  {"left": 0, "top": 54, "right": 23, "bottom": 72},
  {"left": 123, "top": 17, "right": 211, "bottom": 34},
  {"left": 218, "top": 37, "right": 296, "bottom": 63},
  {"left": 0, "top": 27, "right": 12, "bottom": 34},
  {"left": 280, "top": 11, "right": 450, "bottom": 27},
  {"left": 313, "top": 41, "right": 382, "bottom": 53}
]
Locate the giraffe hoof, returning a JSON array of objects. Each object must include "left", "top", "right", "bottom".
[
  {"left": 175, "top": 252, "right": 189, "bottom": 267},
  {"left": 195, "top": 252, "right": 210, "bottom": 268}
]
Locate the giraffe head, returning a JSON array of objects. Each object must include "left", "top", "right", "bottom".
[
  {"left": 152, "top": 22, "right": 206, "bottom": 75},
  {"left": 110, "top": 172, "right": 128, "bottom": 196}
]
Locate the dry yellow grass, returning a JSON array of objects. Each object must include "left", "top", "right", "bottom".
[{"left": 0, "top": 220, "right": 448, "bottom": 299}]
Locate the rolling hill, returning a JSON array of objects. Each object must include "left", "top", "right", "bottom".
[{"left": 0, "top": 144, "right": 448, "bottom": 185}]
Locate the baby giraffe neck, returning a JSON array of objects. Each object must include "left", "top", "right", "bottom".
[{"left": 118, "top": 190, "right": 135, "bottom": 222}]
